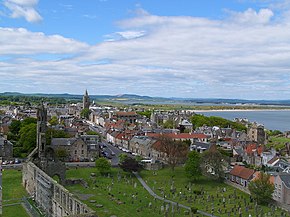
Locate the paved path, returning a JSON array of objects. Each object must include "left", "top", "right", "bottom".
[{"left": 133, "top": 172, "right": 218, "bottom": 217}]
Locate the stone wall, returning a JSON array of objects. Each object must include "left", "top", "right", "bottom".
[{"left": 23, "top": 162, "right": 96, "bottom": 217}]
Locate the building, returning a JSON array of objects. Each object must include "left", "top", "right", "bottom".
[
  {"left": 229, "top": 165, "right": 256, "bottom": 187},
  {"left": 247, "top": 122, "right": 266, "bottom": 145},
  {"left": 0, "top": 136, "right": 13, "bottom": 160},
  {"left": 83, "top": 90, "right": 90, "bottom": 110},
  {"left": 273, "top": 173, "right": 290, "bottom": 205}
]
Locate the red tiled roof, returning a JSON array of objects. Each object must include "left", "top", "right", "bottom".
[
  {"left": 245, "top": 143, "right": 264, "bottom": 156},
  {"left": 230, "top": 165, "right": 255, "bottom": 180},
  {"left": 147, "top": 133, "right": 207, "bottom": 139}
]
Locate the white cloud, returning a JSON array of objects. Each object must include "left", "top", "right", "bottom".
[
  {"left": 4, "top": 0, "right": 42, "bottom": 22},
  {"left": 227, "top": 8, "right": 274, "bottom": 24},
  {"left": 2, "top": 7, "right": 290, "bottom": 99},
  {"left": 0, "top": 27, "right": 89, "bottom": 55}
]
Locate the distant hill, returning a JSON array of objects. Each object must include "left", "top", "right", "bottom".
[{"left": 1, "top": 92, "right": 290, "bottom": 106}]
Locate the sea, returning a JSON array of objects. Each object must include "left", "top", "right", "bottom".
[{"left": 195, "top": 110, "right": 290, "bottom": 132}]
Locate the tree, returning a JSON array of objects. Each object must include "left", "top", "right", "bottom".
[
  {"left": 18, "top": 123, "right": 37, "bottom": 154},
  {"left": 95, "top": 157, "right": 111, "bottom": 175},
  {"left": 81, "top": 108, "right": 91, "bottom": 119},
  {"left": 200, "top": 145, "right": 225, "bottom": 181},
  {"left": 49, "top": 116, "right": 58, "bottom": 126},
  {"left": 154, "top": 135, "right": 188, "bottom": 171},
  {"left": 55, "top": 148, "right": 68, "bottom": 161},
  {"left": 185, "top": 151, "right": 202, "bottom": 181},
  {"left": 45, "top": 128, "right": 70, "bottom": 145},
  {"left": 119, "top": 157, "right": 143, "bottom": 173},
  {"left": 9, "top": 120, "right": 21, "bottom": 135},
  {"left": 118, "top": 153, "right": 128, "bottom": 164},
  {"left": 248, "top": 172, "right": 274, "bottom": 205}
]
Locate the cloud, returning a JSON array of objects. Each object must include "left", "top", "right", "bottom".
[
  {"left": 0, "top": 27, "right": 89, "bottom": 55},
  {"left": 2, "top": 7, "right": 290, "bottom": 99},
  {"left": 227, "top": 8, "right": 274, "bottom": 24},
  {"left": 4, "top": 0, "right": 42, "bottom": 22}
]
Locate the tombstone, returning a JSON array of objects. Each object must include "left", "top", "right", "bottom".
[
  {"left": 161, "top": 205, "right": 164, "bottom": 213},
  {"left": 134, "top": 182, "right": 137, "bottom": 188}
]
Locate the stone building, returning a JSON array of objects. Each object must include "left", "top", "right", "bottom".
[
  {"left": 0, "top": 136, "right": 13, "bottom": 160},
  {"left": 247, "top": 122, "right": 266, "bottom": 145},
  {"left": 83, "top": 90, "right": 90, "bottom": 110}
]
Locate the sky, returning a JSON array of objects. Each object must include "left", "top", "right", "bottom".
[{"left": 1, "top": 0, "right": 290, "bottom": 99}]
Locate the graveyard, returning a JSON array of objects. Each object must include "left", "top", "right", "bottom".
[{"left": 66, "top": 166, "right": 289, "bottom": 217}]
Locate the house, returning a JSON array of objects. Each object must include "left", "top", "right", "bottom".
[
  {"left": 0, "top": 136, "right": 13, "bottom": 160},
  {"left": 146, "top": 132, "right": 208, "bottom": 143},
  {"left": 229, "top": 165, "right": 255, "bottom": 187},
  {"left": 116, "top": 111, "right": 138, "bottom": 124},
  {"left": 190, "top": 142, "right": 212, "bottom": 153},
  {"left": 50, "top": 134, "right": 99, "bottom": 162},
  {"left": 129, "top": 136, "right": 157, "bottom": 159},
  {"left": 273, "top": 173, "right": 290, "bottom": 206}
]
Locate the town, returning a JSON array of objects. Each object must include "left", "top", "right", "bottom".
[{"left": 0, "top": 91, "right": 290, "bottom": 217}]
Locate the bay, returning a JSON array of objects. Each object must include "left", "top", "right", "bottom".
[{"left": 195, "top": 110, "right": 290, "bottom": 132}]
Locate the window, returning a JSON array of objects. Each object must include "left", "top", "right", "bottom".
[
  {"left": 75, "top": 150, "right": 77, "bottom": 155},
  {"left": 81, "top": 150, "right": 84, "bottom": 154}
]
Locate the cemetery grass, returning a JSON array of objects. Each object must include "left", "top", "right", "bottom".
[
  {"left": 2, "top": 169, "right": 30, "bottom": 217},
  {"left": 140, "top": 167, "right": 288, "bottom": 217},
  {"left": 66, "top": 167, "right": 193, "bottom": 217}
]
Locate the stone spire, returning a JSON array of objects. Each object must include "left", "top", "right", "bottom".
[{"left": 83, "top": 89, "right": 90, "bottom": 109}]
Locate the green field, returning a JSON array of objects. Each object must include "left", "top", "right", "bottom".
[
  {"left": 66, "top": 167, "right": 191, "bottom": 217},
  {"left": 140, "top": 167, "right": 288, "bottom": 217},
  {"left": 2, "top": 169, "right": 29, "bottom": 217},
  {"left": 267, "top": 136, "right": 290, "bottom": 151}
]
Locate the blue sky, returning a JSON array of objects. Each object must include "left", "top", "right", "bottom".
[{"left": 1, "top": 0, "right": 290, "bottom": 99}]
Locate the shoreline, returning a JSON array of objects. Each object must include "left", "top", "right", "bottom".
[{"left": 193, "top": 109, "right": 290, "bottom": 112}]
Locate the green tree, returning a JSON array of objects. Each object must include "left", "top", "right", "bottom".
[
  {"left": 18, "top": 123, "right": 37, "bottom": 154},
  {"left": 80, "top": 108, "right": 91, "bottom": 119},
  {"left": 55, "top": 148, "right": 68, "bottom": 161},
  {"left": 9, "top": 120, "right": 21, "bottom": 135},
  {"left": 248, "top": 172, "right": 274, "bottom": 205},
  {"left": 21, "top": 117, "right": 37, "bottom": 128},
  {"left": 45, "top": 128, "right": 70, "bottom": 145},
  {"left": 154, "top": 135, "right": 188, "bottom": 171},
  {"left": 163, "top": 119, "right": 175, "bottom": 129},
  {"left": 119, "top": 153, "right": 128, "bottom": 164},
  {"left": 95, "top": 157, "right": 111, "bottom": 175},
  {"left": 200, "top": 145, "right": 225, "bottom": 181},
  {"left": 49, "top": 116, "right": 58, "bottom": 126},
  {"left": 119, "top": 157, "right": 143, "bottom": 173},
  {"left": 185, "top": 151, "right": 202, "bottom": 181}
]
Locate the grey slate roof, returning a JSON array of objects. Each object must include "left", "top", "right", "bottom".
[
  {"left": 51, "top": 138, "right": 77, "bottom": 146},
  {"left": 279, "top": 173, "right": 290, "bottom": 188}
]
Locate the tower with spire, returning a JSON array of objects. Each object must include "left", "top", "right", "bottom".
[{"left": 83, "top": 89, "right": 90, "bottom": 109}]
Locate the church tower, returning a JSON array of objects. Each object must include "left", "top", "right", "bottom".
[
  {"left": 37, "top": 103, "right": 47, "bottom": 159},
  {"left": 83, "top": 89, "right": 90, "bottom": 109}
]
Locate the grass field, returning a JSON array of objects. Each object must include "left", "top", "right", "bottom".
[
  {"left": 66, "top": 167, "right": 192, "bottom": 217},
  {"left": 267, "top": 136, "right": 290, "bottom": 151},
  {"left": 1, "top": 169, "right": 29, "bottom": 217},
  {"left": 140, "top": 167, "right": 289, "bottom": 217}
]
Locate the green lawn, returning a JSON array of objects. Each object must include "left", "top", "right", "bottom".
[
  {"left": 140, "top": 167, "right": 289, "bottom": 217},
  {"left": 66, "top": 167, "right": 192, "bottom": 217},
  {"left": 267, "top": 136, "right": 290, "bottom": 151},
  {"left": 1, "top": 169, "right": 29, "bottom": 217}
]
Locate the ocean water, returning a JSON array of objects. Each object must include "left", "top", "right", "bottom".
[{"left": 195, "top": 110, "right": 290, "bottom": 132}]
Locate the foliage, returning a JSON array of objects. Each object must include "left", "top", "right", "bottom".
[
  {"left": 185, "top": 151, "right": 202, "bottom": 181},
  {"left": 21, "top": 117, "right": 37, "bottom": 127},
  {"left": 119, "top": 153, "right": 128, "bottom": 163},
  {"left": 200, "top": 145, "right": 225, "bottom": 181},
  {"left": 155, "top": 134, "right": 188, "bottom": 170},
  {"left": 248, "top": 172, "right": 274, "bottom": 205},
  {"left": 136, "top": 110, "right": 152, "bottom": 119},
  {"left": 55, "top": 148, "right": 68, "bottom": 161},
  {"left": 191, "top": 114, "right": 246, "bottom": 131},
  {"left": 18, "top": 123, "right": 37, "bottom": 153},
  {"left": 162, "top": 119, "right": 175, "bottom": 129},
  {"left": 45, "top": 128, "right": 71, "bottom": 145},
  {"left": 266, "top": 130, "right": 282, "bottom": 137},
  {"left": 9, "top": 120, "right": 21, "bottom": 135},
  {"left": 49, "top": 116, "right": 58, "bottom": 126},
  {"left": 95, "top": 157, "right": 111, "bottom": 175},
  {"left": 80, "top": 108, "right": 91, "bottom": 119},
  {"left": 119, "top": 157, "right": 143, "bottom": 172}
]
